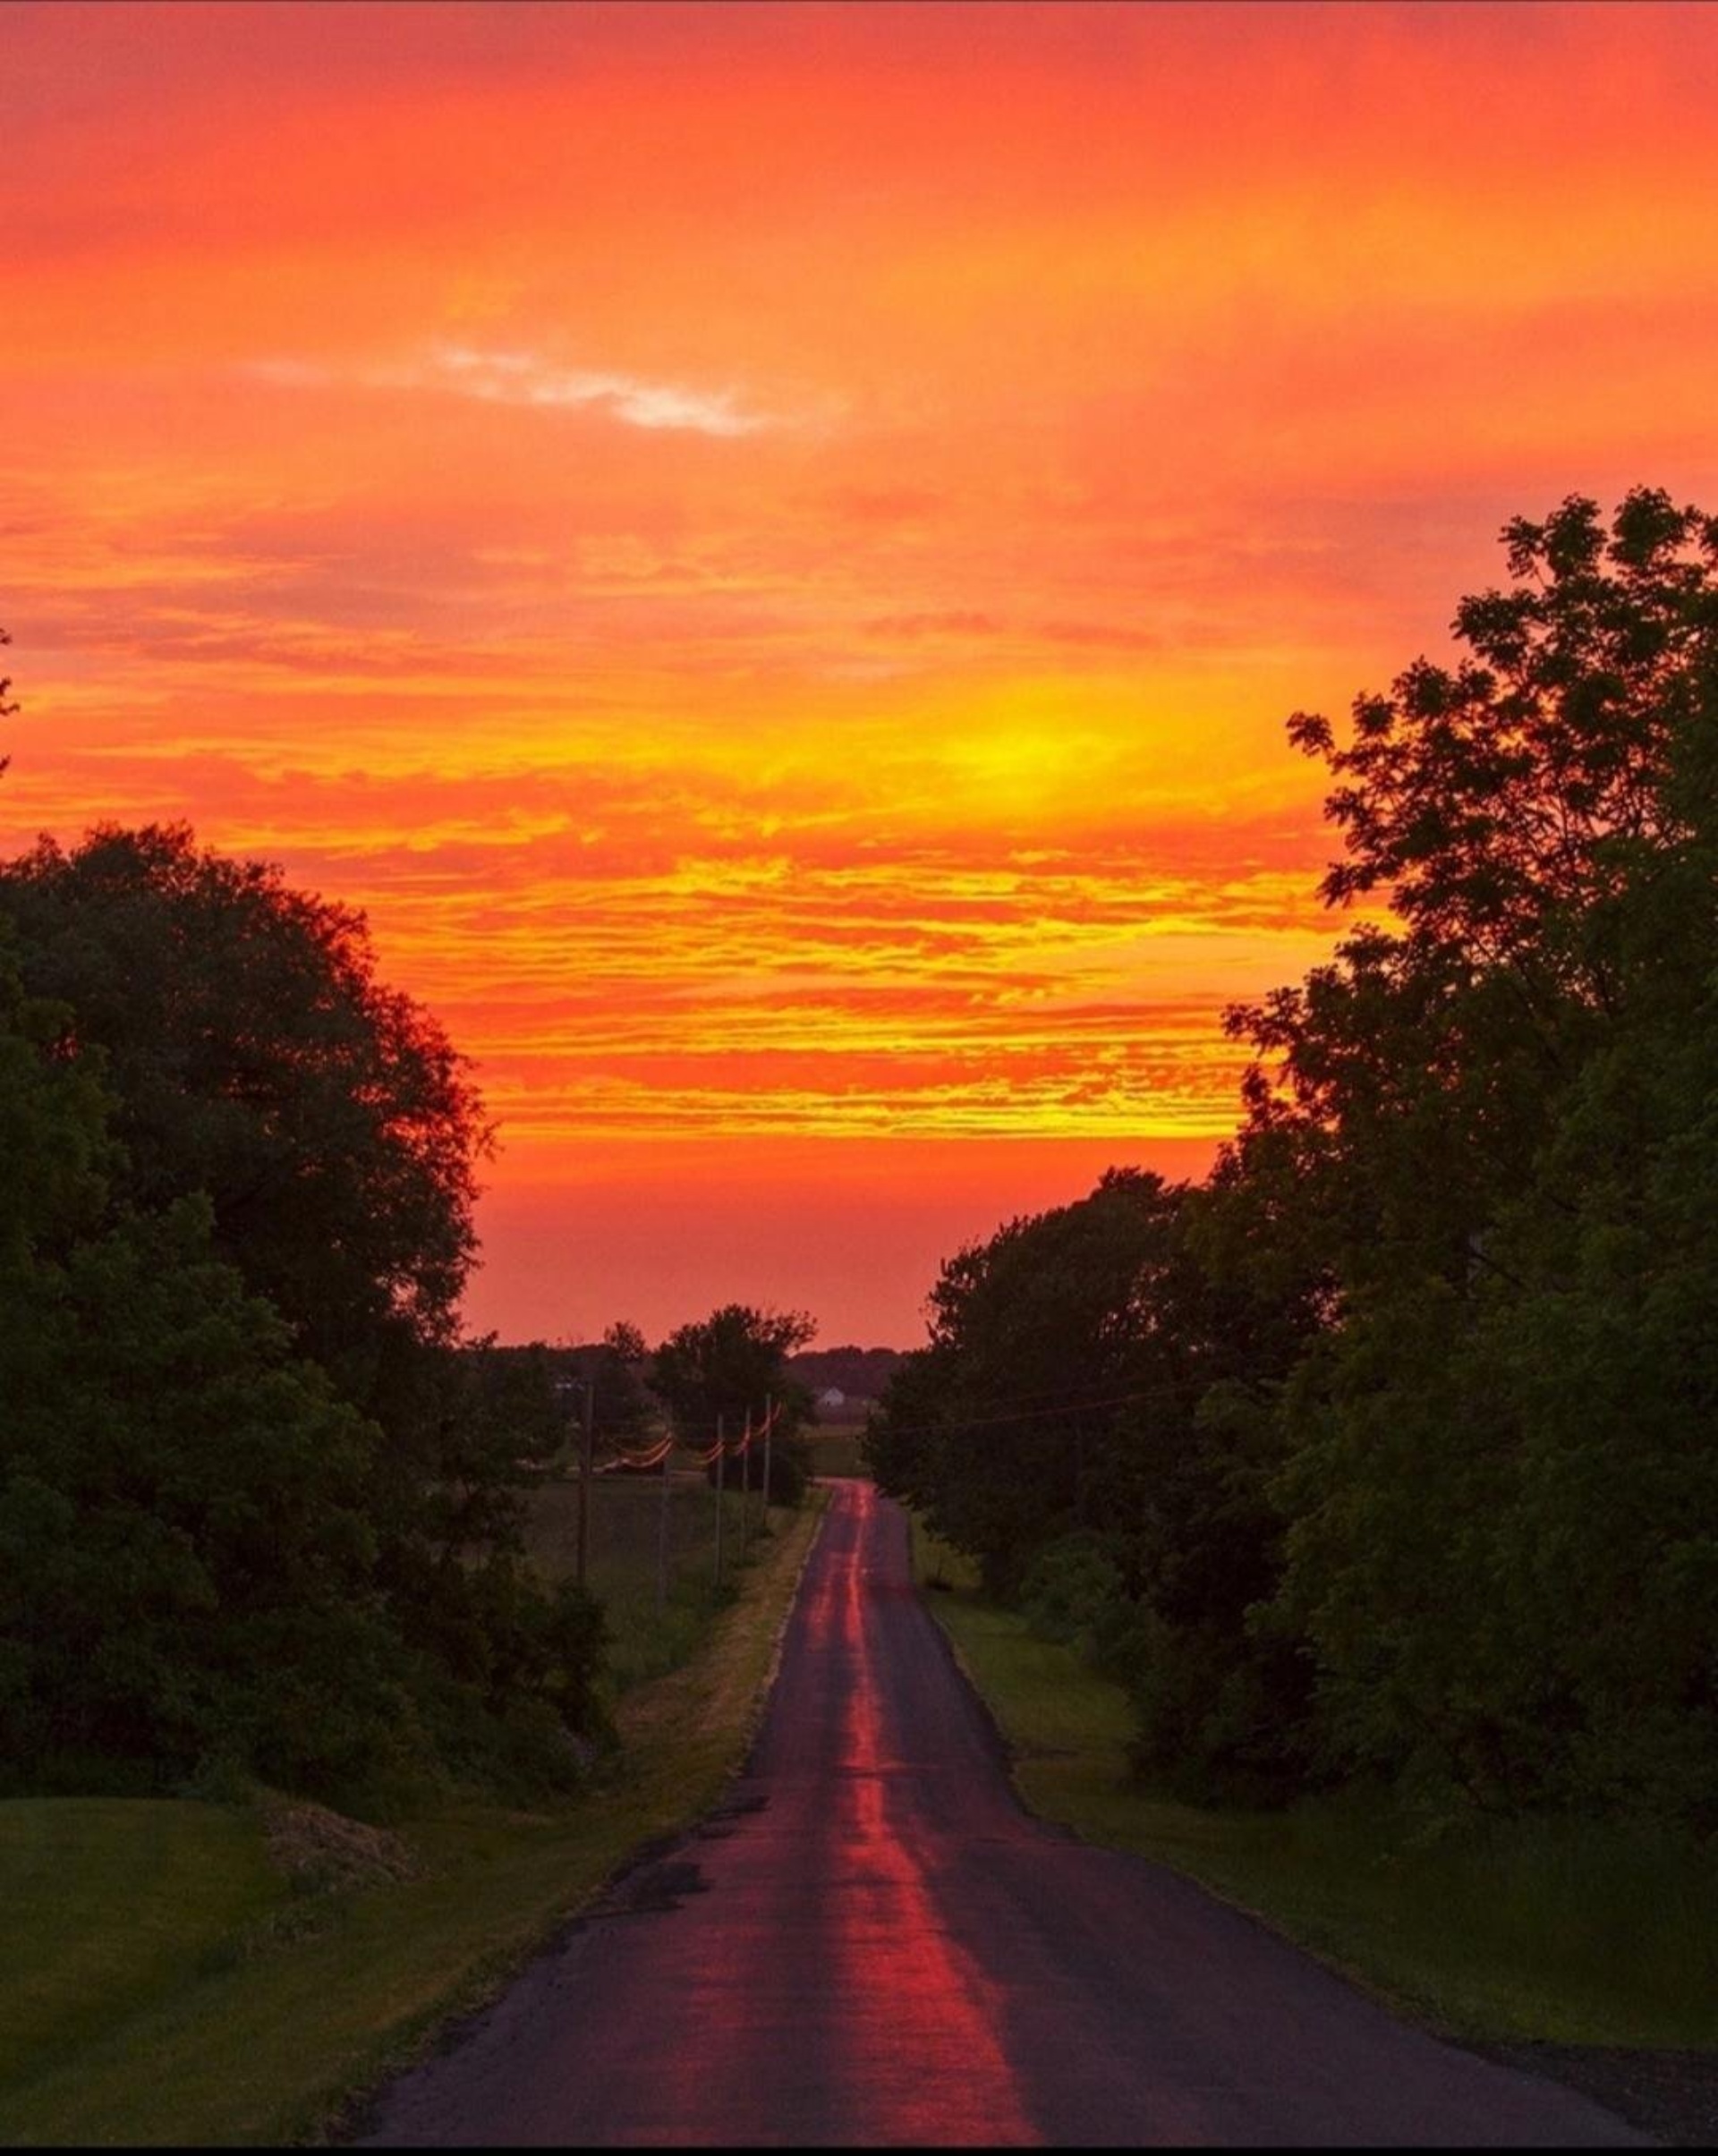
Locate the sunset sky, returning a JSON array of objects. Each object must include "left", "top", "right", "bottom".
[{"left": 7, "top": 0, "right": 1718, "bottom": 1345}]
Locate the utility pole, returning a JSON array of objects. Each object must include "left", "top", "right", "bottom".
[
  {"left": 762, "top": 1393, "right": 773, "bottom": 1529},
  {"left": 657, "top": 1428, "right": 671, "bottom": 1614},
  {"left": 739, "top": 1412, "right": 752, "bottom": 1560},
  {"left": 713, "top": 1413, "right": 726, "bottom": 1589},
  {"left": 575, "top": 1377, "right": 595, "bottom": 1592}
]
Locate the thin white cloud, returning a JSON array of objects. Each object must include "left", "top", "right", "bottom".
[
  {"left": 251, "top": 347, "right": 778, "bottom": 437},
  {"left": 433, "top": 346, "right": 770, "bottom": 436}
]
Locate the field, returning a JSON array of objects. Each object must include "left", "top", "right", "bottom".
[
  {"left": 523, "top": 1460, "right": 770, "bottom": 1692},
  {"left": 0, "top": 1492, "right": 826, "bottom": 2147},
  {"left": 911, "top": 1516, "right": 1718, "bottom": 2052},
  {"left": 802, "top": 1418, "right": 872, "bottom": 1478},
  {"left": 522, "top": 1430, "right": 870, "bottom": 1698}
]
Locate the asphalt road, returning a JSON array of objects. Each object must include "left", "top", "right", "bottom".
[{"left": 361, "top": 1481, "right": 1646, "bottom": 2147}]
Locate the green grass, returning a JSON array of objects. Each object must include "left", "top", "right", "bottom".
[
  {"left": 0, "top": 1799, "right": 283, "bottom": 2097},
  {"left": 0, "top": 1493, "right": 826, "bottom": 2147},
  {"left": 909, "top": 1515, "right": 1718, "bottom": 2050}
]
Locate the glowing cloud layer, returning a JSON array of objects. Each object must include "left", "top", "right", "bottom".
[{"left": 5, "top": 0, "right": 1717, "bottom": 1339}]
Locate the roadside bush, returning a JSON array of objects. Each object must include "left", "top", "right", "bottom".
[
  {"left": 1019, "top": 1535, "right": 1128, "bottom": 1660},
  {"left": 0, "top": 1197, "right": 431, "bottom": 1801},
  {"left": 1120, "top": 1609, "right": 1316, "bottom": 1808}
]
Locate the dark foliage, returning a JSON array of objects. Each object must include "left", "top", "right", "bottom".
[
  {"left": 788, "top": 1345, "right": 905, "bottom": 1403},
  {"left": 0, "top": 825, "right": 486, "bottom": 1406},
  {"left": 0, "top": 829, "right": 609, "bottom": 1806},
  {"left": 1232, "top": 489, "right": 1718, "bottom": 1824},
  {"left": 867, "top": 1170, "right": 1320, "bottom": 1798},
  {"left": 876, "top": 490, "right": 1718, "bottom": 1828},
  {"left": 653, "top": 1303, "right": 817, "bottom": 1505}
]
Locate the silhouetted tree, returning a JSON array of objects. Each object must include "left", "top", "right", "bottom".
[
  {"left": 880, "top": 489, "right": 1718, "bottom": 1825},
  {"left": 0, "top": 827, "right": 610, "bottom": 1804},
  {"left": 868, "top": 1169, "right": 1319, "bottom": 1799},
  {"left": 1, "top": 624, "right": 17, "bottom": 776},
  {"left": 1234, "top": 488, "right": 1718, "bottom": 1821},
  {"left": 653, "top": 1303, "right": 816, "bottom": 1502},
  {"left": 0, "top": 824, "right": 487, "bottom": 1426}
]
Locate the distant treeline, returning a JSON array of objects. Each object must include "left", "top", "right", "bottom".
[
  {"left": 869, "top": 491, "right": 1718, "bottom": 1830},
  {"left": 788, "top": 1345, "right": 905, "bottom": 1403},
  {"left": 478, "top": 1307, "right": 821, "bottom": 1505}
]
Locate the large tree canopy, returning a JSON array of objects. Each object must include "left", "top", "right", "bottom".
[
  {"left": 0, "top": 938, "right": 412, "bottom": 1795},
  {"left": 869, "top": 1170, "right": 1190, "bottom": 1595},
  {"left": 1230, "top": 489, "right": 1718, "bottom": 1288},
  {"left": 652, "top": 1303, "right": 817, "bottom": 1503},
  {"left": 0, "top": 826, "right": 608, "bottom": 1806},
  {"left": 1230, "top": 491, "right": 1718, "bottom": 1820},
  {"left": 1288, "top": 488, "right": 1718, "bottom": 970},
  {"left": 876, "top": 489, "right": 1718, "bottom": 1827},
  {"left": 0, "top": 823, "right": 489, "bottom": 1422},
  {"left": 867, "top": 1168, "right": 1321, "bottom": 1796}
]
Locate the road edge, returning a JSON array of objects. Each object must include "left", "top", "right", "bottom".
[
  {"left": 327, "top": 1490, "right": 831, "bottom": 2147},
  {"left": 908, "top": 1547, "right": 1688, "bottom": 2149}
]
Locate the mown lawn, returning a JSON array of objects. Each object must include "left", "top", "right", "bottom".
[
  {"left": 0, "top": 1799, "right": 282, "bottom": 2099},
  {"left": 0, "top": 1494, "right": 825, "bottom": 2148},
  {"left": 911, "top": 1515, "right": 1718, "bottom": 2050}
]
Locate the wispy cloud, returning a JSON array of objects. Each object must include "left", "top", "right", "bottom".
[
  {"left": 252, "top": 345, "right": 780, "bottom": 437},
  {"left": 432, "top": 347, "right": 772, "bottom": 436}
]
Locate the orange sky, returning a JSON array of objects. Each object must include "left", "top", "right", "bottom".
[{"left": 6, "top": 1, "right": 1718, "bottom": 1345}]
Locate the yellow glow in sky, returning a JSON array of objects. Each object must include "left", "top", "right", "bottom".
[{"left": 6, "top": 1, "right": 1718, "bottom": 1338}]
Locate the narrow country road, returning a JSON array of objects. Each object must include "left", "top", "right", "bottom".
[{"left": 361, "top": 1482, "right": 1646, "bottom": 2147}]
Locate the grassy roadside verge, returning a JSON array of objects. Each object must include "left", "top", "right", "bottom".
[
  {"left": 911, "top": 1516, "right": 1718, "bottom": 2053},
  {"left": 0, "top": 1494, "right": 826, "bottom": 2149}
]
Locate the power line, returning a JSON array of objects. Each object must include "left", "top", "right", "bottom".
[
  {"left": 868, "top": 1359, "right": 1215, "bottom": 1416},
  {"left": 870, "top": 1376, "right": 1208, "bottom": 1444}
]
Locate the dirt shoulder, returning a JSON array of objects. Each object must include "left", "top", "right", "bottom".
[{"left": 1484, "top": 2044, "right": 1718, "bottom": 2148}]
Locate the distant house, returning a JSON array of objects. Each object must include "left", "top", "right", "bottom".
[{"left": 818, "top": 1387, "right": 846, "bottom": 1412}]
